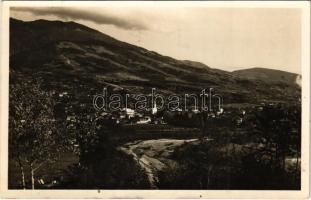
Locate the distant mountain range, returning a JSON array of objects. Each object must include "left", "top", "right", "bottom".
[
  {"left": 9, "top": 18, "right": 301, "bottom": 104},
  {"left": 233, "top": 68, "right": 301, "bottom": 87}
]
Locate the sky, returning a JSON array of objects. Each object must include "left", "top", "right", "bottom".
[{"left": 11, "top": 7, "right": 302, "bottom": 74}]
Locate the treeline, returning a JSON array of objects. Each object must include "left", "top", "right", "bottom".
[
  {"left": 9, "top": 75, "right": 149, "bottom": 189},
  {"left": 158, "top": 104, "right": 301, "bottom": 189}
]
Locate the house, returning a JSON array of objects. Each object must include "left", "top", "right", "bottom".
[
  {"left": 66, "top": 116, "right": 76, "bottom": 122},
  {"left": 119, "top": 114, "right": 126, "bottom": 119},
  {"left": 208, "top": 113, "right": 216, "bottom": 118},
  {"left": 192, "top": 108, "right": 200, "bottom": 113},
  {"left": 59, "top": 91, "right": 68, "bottom": 97},
  {"left": 135, "top": 113, "right": 144, "bottom": 118},
  {"left": 100, "top": 111, "right": 108, "bottom": 116},
  {"left": 153, "top": 117, "right": 166, "bottom": 124},
  {"left": 121, "top": 108, "right": 135, "bottom": 118},
  {"left": 216, "top": 108, "right": 224, "bottom": 115},
  {"left": 137, "top": 116, "right": 151, "bottom": 124}
]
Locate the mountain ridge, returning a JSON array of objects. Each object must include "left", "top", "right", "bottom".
[
  {"left": 10, "top": 18, "right": 299, "bottom": 76},
  {"left": 9, "top": 18, "right": 301, "bottom": 105}
]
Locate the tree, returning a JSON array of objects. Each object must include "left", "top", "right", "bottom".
[
  {"left": 9, "top": 78, "right": 67, "bottom": 189},
  {"left": 246, "top": 104, "right": 301, "bottom": 177}
]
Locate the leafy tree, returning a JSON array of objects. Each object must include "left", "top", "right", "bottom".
[
  {"left": 66, "top": 105, "right": 111, "bottom": 166},
  {"left": 9, "top": 79, "right": 67, "bottom": 189},
  {"left": 246, "top": 104, "right": 301, "bottom": 178}
]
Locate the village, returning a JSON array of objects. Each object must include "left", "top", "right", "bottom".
[{"left": 54, "top": 88, "right": 262, "bottom": 130}]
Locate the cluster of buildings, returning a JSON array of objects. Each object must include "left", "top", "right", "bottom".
[
  {"left": 57, "top": 90, "right": 252, "bottom": 127},
  {"left": 97, "top": 102, "right": 166, "bottom": 125}
]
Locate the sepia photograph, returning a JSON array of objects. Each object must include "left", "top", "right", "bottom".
[{"left": 0, "top": 1, "right": 310, "bottom": 199}]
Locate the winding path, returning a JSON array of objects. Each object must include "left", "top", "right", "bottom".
[{"left": 118, "top": 138, "right": 203, "bottom": 188}]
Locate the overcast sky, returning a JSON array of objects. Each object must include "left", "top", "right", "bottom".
[{"left": 11, "top": 7, "right": 301, "bottom": 74}]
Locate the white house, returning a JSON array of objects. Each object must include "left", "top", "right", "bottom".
[
  {"left": 123, "top": 108, "right": 135, "bottom": 118},
  {"left": 216, "top": 108, "right": 224, "bottom": 115},
  {"left": 137, "top": 116, "right": 152, "bottom": 124}
]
